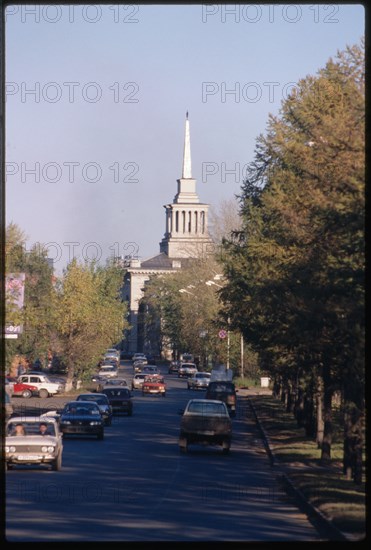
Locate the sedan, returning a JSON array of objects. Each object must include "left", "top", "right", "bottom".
[
  {"left": 98, "top": 365, "right": 118, "bottom": 379},
  {"left": 178, "top": 363, "right": 198, "bottom": 378},
  {"left": 101, "top": 387, "right": 133, "bottom": 416},
  {"left": 76, "top": 393, "right": 113, "bottom": 426},
  {"left": 6, "top": 377, "right": 39, "bottom": 398},
  {"left": 131, "top": 373, "right": 147, "bottom": 390},
  {"left": 187, "top": 371, "right": 211, "bottom": 390},
  {"left": 133, "top": 360, "right": 148, "bottom": 373},
  {"left": 5, "top": 415, "right": 63, "bottom": 470},
  {"left": 142, "top": 375, "right": 166, "bottom": 397},
  {"left": 102, "top": 377, "right": 128, "bottom": 388},
  {"left": 141, "top": 365, "right": 160, "bottom": 376},
  {"left": 59, "top": 401, "right": 104, "bottom": 439},
  {"left": 168, "top": 360, "right": 180, "bottom": 374}
]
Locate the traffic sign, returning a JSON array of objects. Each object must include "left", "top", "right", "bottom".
[{"left": 218, "top": 329, "right": 227, "bottom": 339}]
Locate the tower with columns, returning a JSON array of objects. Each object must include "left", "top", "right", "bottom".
[
  {"left": 122, "top": 113, "right": 213, "bottom": 354},
  {"left": 159, "top": 112, "right": 212, "bottom": 258}
]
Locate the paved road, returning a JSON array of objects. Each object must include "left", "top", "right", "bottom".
[{"left": 5, "top": 362, "right": 324, "bottom": 542}]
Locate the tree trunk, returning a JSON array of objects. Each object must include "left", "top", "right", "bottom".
[
  {"left": 272, "top": 377, "right": 281, "bottom": 399},
  {"left": 316, "top": 373, "right": 324, "bottom": 449},
  {"left": 343, "top": 399, "right": 364, "bottom": 484},
  {"left": 320, "top": 364, "right": 332, "bottom": 463},
  {"left": 286, "top": 382, "right": 293, "bottom": 413},
  {"left": 303, "top": 391, "right": 315, "bottom": 437},
  {"left": 294, "top": 387, "right": 305, "bottom": 428}
]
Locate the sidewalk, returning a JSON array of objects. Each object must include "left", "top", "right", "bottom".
[{"left": 240, "top": 388, "right": 363, "bottom": 542}]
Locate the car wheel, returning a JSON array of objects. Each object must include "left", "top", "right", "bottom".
[
  {"left": 106, "top": 418, "right": 112, "bottom": 426},
  {"left": 52, "top": 453, "right": 62, "bottom": 471},
  {"left": 97, "top": 431, "right": 104, "bottom": 440},
  {"left": 22, "top": 389, "right": 32, "bottom": 398},
  {"left": 39, "top": 389, "right": 49, "bottom": 399}
]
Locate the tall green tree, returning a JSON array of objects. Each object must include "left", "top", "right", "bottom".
[
  {"left": 221, "top": 40, "right": 364, "bottom": 478},
  {"left": 54, "top": 259, "right": 128, "bottom": 388},
  {"left": 5, "top": 224, "right": 56, "bottom": 370}
]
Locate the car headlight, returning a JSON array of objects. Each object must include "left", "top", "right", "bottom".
[
  {"left": 7, "top": 446, "right": 16, "bottom": 453},
  {"left": 42, "top": 446, "right": 55, "bottom": 453},
  {"left": 62, "top": 420, "right": 71, "bottom": 425},
  {"left": 90, "top": 421, "right": 101, "bottom": 425}
]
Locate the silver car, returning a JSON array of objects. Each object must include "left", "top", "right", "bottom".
[
  {"left": 5, "top": 415, "right": 63, "bottom": 471},
  {"left": 187, "top": 371, "right": 211, "bottom": 390},
  {"left": 98, "top": 365, "right": 118, "bottom": 379}
]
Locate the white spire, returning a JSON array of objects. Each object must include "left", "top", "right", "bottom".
[{"left": 182, "top": 111, "right": 192, "bottom": 179}]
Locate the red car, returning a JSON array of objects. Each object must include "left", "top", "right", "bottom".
[
  {"left": 142, "top": 375, "right": 166, "bottom": 397},
  {"left": 7, "top": 377, "right": 38, "bottom": 398}
]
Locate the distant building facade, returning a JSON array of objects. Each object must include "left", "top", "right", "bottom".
[{"left": 122, "top": 114, "right": 213, "bottom": 355}]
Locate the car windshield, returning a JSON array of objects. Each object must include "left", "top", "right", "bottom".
[
  {"left": 7, "top": 421, "right": 56, "bottom": 436},
  {"left": 208, "top": 383, "right": 235, "bottom": 394},
  {"left": 78, "top": 395, "right": 107, "bottom": 404},
  {"left": 103, "top": 389, "right": 130, "bottom": 397},
  {"left": 64, "top": 403, "right": 100, "bottom": 415},
  {"left": 187, "top": 402, "right": 226, "bottom": 416}
]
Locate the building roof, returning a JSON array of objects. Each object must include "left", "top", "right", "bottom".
[{"left": 139, "top": 253, "right": 193, "bottom": 270}]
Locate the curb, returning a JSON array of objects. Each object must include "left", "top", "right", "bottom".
[{"left": 247, "top": 396, "right": 353, "bottom": 542}]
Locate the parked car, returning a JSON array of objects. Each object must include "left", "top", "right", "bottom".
[
  {"left": 10, "top": 381, "right": 39, "bottom": 398},
  {"left": 187, "top": 371, "right": 211, "bottom": 390},
  {"left": 101, "top": 386, "right": 133, "bottom": 416},
  {"left": 178, "top": 399, "right": 232, "bottom": 454},
  {"left": 5, "top": 415, "right": 63, "bottom": 470},
  {"left": 205, "top": 381, "right": 237, "bottom": 417},
  {"left": 168, "top": 360, "right": 180, "bottom": 374},
  {"left": 131, "top": 373, "right": 147, "bottom": 390},
  {"left": 142, "top": 375, "right": 166, "bottom": 397},
  {"left": 76, "top": 393, "right": 113, "bottom": 426},
  {"left": 178, "top": 363, "right": 198, "bottom": 378},
  {"left": 98, "top": 365, "right": 118, "bottom": 379},
  {"left": 59, "top": 400, "right": 104, "bottom": 439},
  {"left": 17, "top": 374, "right": 65, "bottom": 398}
]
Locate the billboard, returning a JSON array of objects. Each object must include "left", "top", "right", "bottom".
[{"left": 5, "top": 272, "right": 26, "bottom": 336}]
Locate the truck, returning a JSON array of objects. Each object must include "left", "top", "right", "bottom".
[{"left": 178, "top": 398, "right": 232, "bottom": 454}]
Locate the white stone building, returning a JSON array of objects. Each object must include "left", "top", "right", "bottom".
[{"left": 122, "top": 114, "right": 213, "bottom": 354}]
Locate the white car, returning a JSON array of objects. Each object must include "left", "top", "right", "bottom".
[
  {"left": 132, "top": 353, "right": 147, "bottom": 363},
  {"left": 5, "top": 415, "right": 63, "bottom": 471},
  {"left": 187, "top": 372, "right": 211, "bottom": 390},
  {"left": 98, "top": 365, "right": 118, "bottom": 379},
  {"left": 18, "top": 374, "right": 65, "bottom": 398},
  {"left": 131, "top": 373, "right": 147, "bottom": 390},
  {"left": 178, "top": 363, "right": 198, "bottom": 378}
]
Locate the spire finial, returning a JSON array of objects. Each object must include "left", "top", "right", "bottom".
[{"left": 182, "top": 113, "right": 192, "bottom": 179}]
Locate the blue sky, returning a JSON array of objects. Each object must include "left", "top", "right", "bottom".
[{"left": 5, "top": 3, "right": 365, "bottom": 274}]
